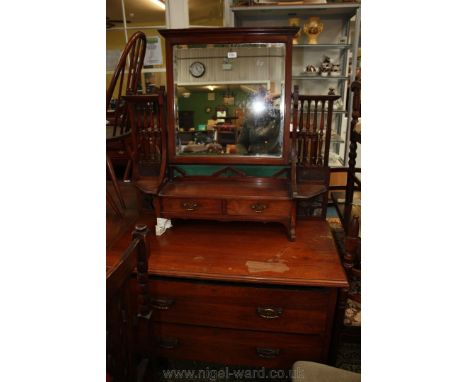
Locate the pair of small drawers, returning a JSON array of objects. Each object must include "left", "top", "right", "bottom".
[
  {"left": 160, "top": 197, "right": 292, "bottom": 217},
  {"left": 136, "top": 278, "right": 333, "bottom": 367}
]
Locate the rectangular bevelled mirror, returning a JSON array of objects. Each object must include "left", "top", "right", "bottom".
[{"left": 173, "top": 43, "right": 286, "bottom": 158}]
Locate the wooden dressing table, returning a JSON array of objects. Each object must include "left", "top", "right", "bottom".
[
  {"left": 108, "top": 27, "right": 347, "bottom": 369},
  {"left": 107, "top": 218, "right": 348, "bottom": 368},
  {"left": 156, "top": 27, "right": 300, "bottom": 240}
]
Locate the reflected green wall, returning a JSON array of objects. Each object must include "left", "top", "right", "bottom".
[{"left": 178, "top": 90, "right": 249, "bottom": 129}]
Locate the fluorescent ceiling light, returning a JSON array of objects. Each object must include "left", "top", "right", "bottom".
[{"left": 151, "top": 0, "right": 166, "bottom": 10}]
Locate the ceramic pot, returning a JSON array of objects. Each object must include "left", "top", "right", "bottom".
[
  {"left": 303, "top": 16, "right": 324, "bottom": 44},
  {"left": 288, "top": 17, "right": 302, "bottom": 45}
]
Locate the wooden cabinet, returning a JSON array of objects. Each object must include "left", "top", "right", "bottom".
[{"left": 117, "top": 218, "right": 349, "bottom": 368}]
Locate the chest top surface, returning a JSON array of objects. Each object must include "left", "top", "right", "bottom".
[{"left": 107, "top": 219, "right": 348, "bottom": 288}]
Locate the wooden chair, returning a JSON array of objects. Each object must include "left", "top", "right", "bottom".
[
  {"left": 107, "top": 224, "right": 152, "bottom": 382},
  {"left": 106, "top": 31, "right": 147, "bottom": 209},
  {"left": 123, "top": 90, "right": 167, "bottom": 212},
  {"left": 343, "top": 79, "right": 361, "bottom": 232},
  {"left": 291, "top": 85, "right": 340, "bottom": 219},
  {"left": 331, "top": 216, "right": 361, "bottom": 357}
]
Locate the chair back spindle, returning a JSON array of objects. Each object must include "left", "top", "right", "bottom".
[
  {"left": 106, "top": 32, "right": 147, "bottom": 137},
  {"left": 291, "top": 85, "right": 340, "bottom": 219},
  {"left": 124, "top": 90, "right": 167, "bottom": 183}
]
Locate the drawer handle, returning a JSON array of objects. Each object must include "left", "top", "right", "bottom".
[
  {"left": 256, "top": 347, "right": 280, "bottom": 359},
  {"left": 256, "top": 306, "right": 283, "bottom": 319},
  {"left": 157, "top": 337, "right": 179, "bottom": 349},
  {"left": 182, "top": 201, "right": 199, "bottom": 211},
  {"left": 251, "top": 203, "right": 267, "bottom": 213},
  {"left": 151, "top": 297, "right": 174, "bottom": 310}
]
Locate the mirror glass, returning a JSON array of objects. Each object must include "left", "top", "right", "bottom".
[{"left": 173, "top": 43, "right": 285, "bottom": 157}]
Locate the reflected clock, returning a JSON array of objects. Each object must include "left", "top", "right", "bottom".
[{"left": 189, "top": 61, "right": 205, "bottom": 78}]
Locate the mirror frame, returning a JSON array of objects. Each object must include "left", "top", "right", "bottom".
[{"left": 159, "top": 27, "right": 298, "bottom": 165}]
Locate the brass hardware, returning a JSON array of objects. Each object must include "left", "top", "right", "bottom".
[
  {"left": 256, "top": 306, "right": 283, "bottom": 319},
  {"left": 151, "top": 297, "right": 175, "bottom": 310},
  {"left": 256, "top": 347, "right": 280, "bottom": 358},
  {"left": 157, "top": 337, "right": 179, "bottom": 349},
  {"left": 251, "top": 202, "right": 267, "bottom": 213},
  {"left": 182, "top": 201, "right": 199, "bottom": 211}
]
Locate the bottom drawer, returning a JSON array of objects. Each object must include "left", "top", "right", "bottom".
[{"left": 142, "top": 322, "right": 325, "bottom": 368}]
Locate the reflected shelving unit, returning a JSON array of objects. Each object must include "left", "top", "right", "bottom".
[{"left": 230, "top": 2, "right": 361, "bottom": 167}]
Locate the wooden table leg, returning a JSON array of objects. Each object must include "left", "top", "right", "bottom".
[{"left": 106, "top": 153, "right": 126, "bottom": 209}]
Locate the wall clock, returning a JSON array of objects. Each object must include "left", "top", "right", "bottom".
[{"left": 189, "top": 61, "right": 205, "bottom": 78}]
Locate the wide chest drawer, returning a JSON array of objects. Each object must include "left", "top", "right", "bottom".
[
  {"left": 136, "top": 278, "right": 332, "bottom": 335},
  {"left": 160, "top": 197, "right": 222, "bottom": 215},
  {"left": 227, "top": 199, "right": 292, "bottom": 217},
  {"left": 142, "top": 322, "right": 325, "bottom": 368}
]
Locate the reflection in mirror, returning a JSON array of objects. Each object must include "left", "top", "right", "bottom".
[{"left": 173, "top": 43, "right": 285, "bottom": 158}]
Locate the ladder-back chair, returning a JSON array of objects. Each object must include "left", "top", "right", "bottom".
[{"left": 291, "top": 85, "right": 340, "bottom": 219}]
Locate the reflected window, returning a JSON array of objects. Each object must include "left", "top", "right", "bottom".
[
  {"left": 106, "top": 0, "right": 167, "bottom": 91},
  {"left": 189, "top": 0, "right": 224, "bottom": 27}
]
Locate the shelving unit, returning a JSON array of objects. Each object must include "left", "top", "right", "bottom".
[{"left": 230, "top": 2, "right": 361, "bottom": 167}]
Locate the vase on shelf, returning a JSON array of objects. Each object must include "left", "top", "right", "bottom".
[
  {"left": 303, "top": 16, "right": 324, "bottom": 44},
  {"left": 288, "top": 17, "right": 302, "bottom": 45}
]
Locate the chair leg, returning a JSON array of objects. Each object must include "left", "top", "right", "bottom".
[
  {"left": 106, "top": 153, "right": 126, "bottom": 209},
  {"left": 122, "top": 139, "right": 133, "bottom": 182},
  {"left": 107, "top": 190, "right": 122, "bottom": 217}
]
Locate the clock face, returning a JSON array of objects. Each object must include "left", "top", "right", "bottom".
[{"left": 189, "top": 61, "right": 205, "bottom": 78}]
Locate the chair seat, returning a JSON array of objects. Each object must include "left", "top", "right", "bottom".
[
  {"left": 292, "top": 361, "right": 360, "bottom": 382},
  {"left": 294, "top": 182, "right": 327, "bottom": 199},
  {"left": 135, "top": 178, "right": 163, "bottom": 195}
]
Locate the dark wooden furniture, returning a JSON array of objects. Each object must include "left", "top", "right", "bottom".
[
  {"left": 331, "top": 78, "right": 361, "bottom": 232},
  {"left": 107, "top": 189, "right": 122, "bottom": 218},
  {"left": 107, "top": 217, "right": 348, "bottom": 369},
  {"left": 106, "top": 224, "right": 151, "bottom": 382},
  {"left": 107, "top": 126, "right": 132, "bottom": 209},
  {"left": 156, "top": 27, "right": 303, "bottom": 240},
  {"left": 291, "top": 86, "right": 340, "bottom": 219},
  {"left": 106, "top": 31, "right": 147, "bottom": 209},
  {"left": 123, "top": 90, "right": 167, "bottom": 211}
]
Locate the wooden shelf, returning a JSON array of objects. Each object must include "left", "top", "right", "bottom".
[
  {"left": 231, "top": 3, "right": 360, "bottom": 18},
  {"left": 293, "top": 44, "right": 351, "bottom": 49}
]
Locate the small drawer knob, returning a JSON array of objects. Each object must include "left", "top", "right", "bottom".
[
  {"left": 251, "top": 202, "right": 267, "bottom": 213},
  {"left": 256, "top": 306, "right": 283, "bottom": 319},
  {"left": 182, "top": 201, "right": 199, "bottom": 211},
  {"left": 256, "top": 347, "right": 280, "bottom": 359},
  {"left": 157, "top": 337, "right": 179, "bottom": 349},
  {"left": 151, "top": 297, "right": 175, "bottom": 310}
]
